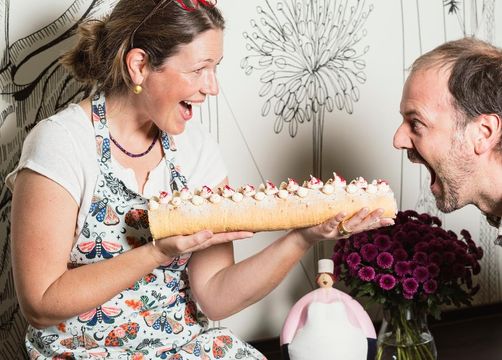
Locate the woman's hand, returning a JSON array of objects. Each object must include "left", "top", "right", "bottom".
[
  {"left": 150, "top": 230, "right": 254, "bottom": 265},
  {"left": 293, "top": 208, "right": 395, "bottom": 247}
]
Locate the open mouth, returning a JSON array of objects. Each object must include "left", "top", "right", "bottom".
[
  {"left": 424, "top": 164, "right": 437, "bottom": 187},
  {"left": 179, "top": 100, "right": 193, "bottom": 120},
  {"left": 407, "top": 149, "right": 437, "bottom": 187}
]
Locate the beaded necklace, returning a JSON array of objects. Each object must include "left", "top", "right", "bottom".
[{"left": 109, "top": 131, "right": 159, "bottom": 158}]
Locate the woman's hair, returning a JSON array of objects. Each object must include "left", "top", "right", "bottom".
[
  {"left": 60, "top": 0, "right": 225, "bottom": 95},
  {"left": 410, "top": 37, "right": 502, "bottom": 130}
]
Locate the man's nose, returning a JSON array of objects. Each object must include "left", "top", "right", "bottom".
[{"left": 393, "top": 123, "right": 412, "bottom": 150}]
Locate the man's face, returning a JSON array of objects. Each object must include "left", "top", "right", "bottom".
[{"left": 393, "top": 68, "right": 474, "bottom": 213}]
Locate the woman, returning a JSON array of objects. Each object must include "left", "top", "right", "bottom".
[{"left": 6, "top": 0, "right": 393, "bottom": 358}]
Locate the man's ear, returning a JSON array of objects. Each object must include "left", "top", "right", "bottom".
[
  {"left": 471, "top": 114, "right": 502, "bottom": 155},
  {"left": 125, "top": 48, "right": 148, "bottom": 86}
]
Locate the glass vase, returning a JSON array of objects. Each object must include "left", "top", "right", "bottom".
[{"left": 376, "top": 304, "right": 437, "bottom": 360}]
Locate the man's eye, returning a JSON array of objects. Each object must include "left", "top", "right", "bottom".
[
  {"left": 411, "top": 119, "right": 423, "bottom": 131},
  {"left": 194, "top": 68, "right": 204, "bottom": 74}
]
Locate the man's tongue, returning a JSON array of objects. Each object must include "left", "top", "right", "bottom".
[{"left": 179, "top": 101, "right": 192, "bottom": 120}]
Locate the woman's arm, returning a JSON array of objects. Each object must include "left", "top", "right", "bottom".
[
  {"left": 10, "top": 170, "right": 251, "bottom": 328},
  {"left": 10, "top": 170, "right": 164, "bottom": 328},
  {"left": 187, "top": 226, "right": 321, "bottom": 320},
  {"left": 188, "top": 179, "right": 393, "bottom": 320}
]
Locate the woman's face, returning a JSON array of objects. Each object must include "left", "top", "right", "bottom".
[{"left": 142, "top": 28, "right": 223, "bottom": 134}]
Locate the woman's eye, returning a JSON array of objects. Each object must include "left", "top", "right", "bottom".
[{"left": 194, "top": 68, "right": 204, "bottom": 74}]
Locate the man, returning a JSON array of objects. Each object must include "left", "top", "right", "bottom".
[{"left": 393, "top": 37, "right": 502, "bottom": 243}]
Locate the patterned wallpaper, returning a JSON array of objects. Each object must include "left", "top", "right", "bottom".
[{"left": 1, "top": 0, "right": 501, "bottom": 356}]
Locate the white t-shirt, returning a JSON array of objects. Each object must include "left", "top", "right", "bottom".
[{"left": 6, "top": 103, "right": 227, "bottom": 237}]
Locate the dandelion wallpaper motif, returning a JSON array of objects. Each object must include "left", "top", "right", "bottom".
[
  {"left": 241, "top": 0, "right": 372, "bottom": 177},
  {"left": 1, "top": 0, "right": 502, "bottom": 349}
]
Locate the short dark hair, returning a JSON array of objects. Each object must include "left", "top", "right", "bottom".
[
  {"left": 60, "top": 0, "right": 225, "bottom": 95},
  {"left": 411, "top": 37, "right": 502, "bottom": 129}
]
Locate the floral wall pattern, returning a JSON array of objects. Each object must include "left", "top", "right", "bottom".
[
  {"left": 1, "top": 0, "right": 501, "bottom": 353},
  {"left": 241, "top": 0, "right": 372, "bottom": 178}
]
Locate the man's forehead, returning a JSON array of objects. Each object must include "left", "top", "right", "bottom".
[{"left": 401, "top": 69, "right": 452, "bottom": 114}]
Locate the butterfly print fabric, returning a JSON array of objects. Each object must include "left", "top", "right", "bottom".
[{"left": 25, "top": 93, "right": 264, "bottom": 359}]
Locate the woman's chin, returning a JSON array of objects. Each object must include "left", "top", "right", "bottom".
[
  {"left": 169, "top": 125, "right": 186, "bottom": 135},
  {"left": 161, "top": 116, "right": 188, "bottom": 135}
]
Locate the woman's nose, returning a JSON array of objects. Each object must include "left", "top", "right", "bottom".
[{"left": 202, "top": 70, "right": 219, "bottom": 96}]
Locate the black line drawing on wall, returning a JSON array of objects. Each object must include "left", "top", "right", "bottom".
[
  {"left": 241, "top": 0, "right": 373, "bottom": 178},
  {"left": 1, "top": 0, "right": 501, "bottom": 353},
  {"left": 402, "top": 0, "right": 500, "bottom": 305},
  {"left": 0, "top": 1, "right": 116, "bottom": 357},
  {"left": 0, "top": 0, "right": 225, "bottom": 354}
]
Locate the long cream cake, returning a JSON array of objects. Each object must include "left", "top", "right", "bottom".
[{"left": 148, "top": 173, "right": 398, "bottom": 239}]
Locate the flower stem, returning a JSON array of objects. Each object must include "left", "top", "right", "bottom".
[{"left": 376, "top": 306, "right": 437, "bottom": 360}]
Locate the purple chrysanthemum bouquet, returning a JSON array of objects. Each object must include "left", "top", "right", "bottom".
[{"left": 332, "top": 210, "right": 483, "bottom": 359}]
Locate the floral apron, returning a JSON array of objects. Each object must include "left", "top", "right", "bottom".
[{"left": 26, "top": 92, "right": 265, "bottom": 360}]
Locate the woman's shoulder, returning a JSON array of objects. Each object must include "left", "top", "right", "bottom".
[
  {"left": 6, "top": 102, "right": 97, "bottom": 198},
  {"left": 47, "top": 102, "right": 92, "bottom": 133},
  {"left": 19, "top": 102, "right": 95, "bottom": 172},
  {"left": 28, "top": 103, "right": 94, "bottom": 149}
]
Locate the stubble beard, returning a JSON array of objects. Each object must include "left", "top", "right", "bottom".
[{"left": 434, "top": 138, "right": 474, "bottom": 213}]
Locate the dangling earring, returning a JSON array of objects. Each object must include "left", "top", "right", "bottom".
[{"left": 133, "top": 84, "right": 143, "bottom": 94}]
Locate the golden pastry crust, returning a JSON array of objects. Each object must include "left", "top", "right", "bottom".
[{"left": 148, "top": 176, "right": 397, "bottom": 239}]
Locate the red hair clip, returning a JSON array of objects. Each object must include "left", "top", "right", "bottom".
[{"left": 174, "top": 0, "right": 217, "bottom": 11}]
